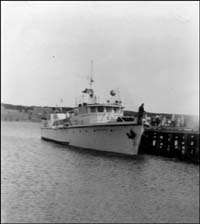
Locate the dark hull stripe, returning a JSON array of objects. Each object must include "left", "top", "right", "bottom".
[{"left": 41, "top": 137, "right": 69, "bottom": 144}]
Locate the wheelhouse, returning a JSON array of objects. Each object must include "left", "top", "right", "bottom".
[
  {"left": 73, "top": 103, "right": 124, "bottom": 116},
  {"left": 68, "top": 103, "right": 124, "bottom": 125}
]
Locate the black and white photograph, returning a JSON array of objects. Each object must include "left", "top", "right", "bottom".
[{"left": 1, "top": 1, "right": 199, "bottom": 223}]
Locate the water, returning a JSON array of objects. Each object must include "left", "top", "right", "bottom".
[{"left": 1, "top": 121, "right": 199, "bottom": 223}]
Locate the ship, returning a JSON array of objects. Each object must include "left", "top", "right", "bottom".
[{"left": 41, "top": 61, "right": 144, "bottom": 156}]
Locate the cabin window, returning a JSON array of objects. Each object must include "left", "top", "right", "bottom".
[
  {"left": 106, "top": 107, "right": 112, "bottom": 112},
  {"left": 91, "top": 107, "right": 96, "bottom": 112},
  {"left": 97, "top": 106, "right": 104, "bottom": 112},
  {"left": 74, "top": 109, "right": 78, "bottom": 115},
  {"left": 79, "top": 107, "right": 84, "bottom": 114},
  {"left": 113, "top": 108, "right": 120, "bottom": 113},
  {"left": 53, "top": 114, "right": 58, "bottom": 119},
  {"left": 79, "top": 107, "right": 86, "bottom": 114},
  {"left": 78, "top": 108, "right": 82, "bottom": 114},
  {"left": 82, "top": 107, "right": 87, "bottom": 114}
]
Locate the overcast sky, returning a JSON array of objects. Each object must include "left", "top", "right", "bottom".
[{"left": 2, "top": 1, "right": 199, "bottom": 115}]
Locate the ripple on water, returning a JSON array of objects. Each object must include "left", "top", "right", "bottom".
[{"left": 1, "top": 121, "right": 199, "bottom": 223}]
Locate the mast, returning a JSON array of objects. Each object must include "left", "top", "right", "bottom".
[{"left": 89, "top": 60, "right": 94, "bottom": 89}]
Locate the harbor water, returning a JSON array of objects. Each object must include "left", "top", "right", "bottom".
[{"left": 1, "top": 121, "right": 199, "bottom": 223}]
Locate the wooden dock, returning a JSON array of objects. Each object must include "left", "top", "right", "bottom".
[{"left": 139, "top": 127, "right": 199, "bottom": 164}]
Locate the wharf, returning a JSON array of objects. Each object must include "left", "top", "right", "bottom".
[{"left": 139, "top": 127, "right": 199, "bottom": 164}]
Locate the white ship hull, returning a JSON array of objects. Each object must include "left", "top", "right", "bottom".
[{"left": 41, "top": 122, "right": 144, "bottom": 155}]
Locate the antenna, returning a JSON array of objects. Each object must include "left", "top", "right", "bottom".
[{"left": 89, "top": 60, "right": 94, "bottom": 89}]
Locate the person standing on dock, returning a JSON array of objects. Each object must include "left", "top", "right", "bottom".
[{"left": 137, "top": 103, "right": 145, "bottom": 125}]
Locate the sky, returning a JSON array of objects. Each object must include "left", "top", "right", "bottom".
[{"left": 1, "top": 1, "right": 199, "bottom": 115}]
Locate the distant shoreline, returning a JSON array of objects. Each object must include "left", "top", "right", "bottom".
[
  {"left": 1, "top": 103, "right": 199, "bottom": 130},
  {"left": 1, "top": 119, "right": 40, "bottom": 123}
]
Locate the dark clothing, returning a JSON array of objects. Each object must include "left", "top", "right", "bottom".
[
  {"left": 138, "top": 105, "right": 144, "bottom": 115},
  {"left": 155, "top": 116, "right": 160, "bottom": 126},
  {"left": 137, "top": 104, "right": 145, "bottom": 125}
]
